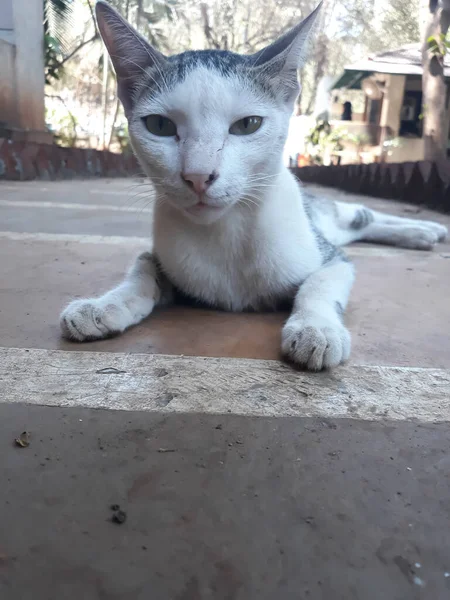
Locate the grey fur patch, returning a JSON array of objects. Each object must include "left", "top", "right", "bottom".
[
  {"left": 302, "top": 190, "right": 338, "bottom": 219},
  {"left": 169, "top": 50, "right": 248, "bottom": 78},
  {"left": 302, "top": 193, "right": 342, "bottom": 265},
  {"left": 335, "top": 301, "right": 344, "bottom": 319},
  {"left": 350, "top": 207, "right": 374, "bottom": 230},
  {"left": 134, "top": 49, "right": 286, "bottom": 106}
]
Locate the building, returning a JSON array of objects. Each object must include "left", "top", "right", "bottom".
[
  {"left": 332, "top": 44, "right": 450, "bottom": 163},
  {"left": 0, "top": 0, "right": 50, "bottom": 142}
]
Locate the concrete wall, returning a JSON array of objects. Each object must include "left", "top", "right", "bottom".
[
  {"left": 380, "top": 75, "right": 406, "bottom": 138},
  {"left": 0, "top": 0, "right": 45, "bottom": 131},
  {"left": 0, "top": 39, "right": 16, "bottom": 126},
  {"left": 385, "top": 138, "right": 425, "bottom": 163}
]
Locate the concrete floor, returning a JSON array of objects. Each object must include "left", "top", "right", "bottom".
[{"left": 1, "top": 179, "right": 450, "bottom": 599}]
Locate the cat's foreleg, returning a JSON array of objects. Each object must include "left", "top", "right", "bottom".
[
  {"left": 60, "top": 252, "right": 168, "bottom": 341},
  {"left": 282, "top": 257, "right": 354, "bottom": 370}
]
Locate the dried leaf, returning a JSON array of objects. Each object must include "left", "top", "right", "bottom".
[{"left": 15, "top": 431, "right": 30, "bottom": 448}]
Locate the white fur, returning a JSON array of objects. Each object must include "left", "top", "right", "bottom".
[
  {"left": 316, "top": 202, "right": 448, "bottom": 249},
  {"left": 61, "top": 3, "right": 448, "bottom": 370},
  {"left": 282, "top": 260, "right": 353, "bottom": 370},
  {"left": 153, "top": 170, "right": 323, "bottom": 311},
  {"left": 129, "top": 67, "right": 291, "bottom": 225}
]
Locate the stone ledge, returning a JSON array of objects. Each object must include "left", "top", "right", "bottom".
[
  {"left": 0, "top": 138, "right": 139, "bottom": 180},
  {"left": 1, "top": 347, "right": 449, "bottom": 422}
]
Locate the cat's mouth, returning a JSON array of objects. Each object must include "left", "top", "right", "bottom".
[
  {"left": 185, "top": 201, "right": 224, "bottom": 214},
  {"left": 181, "top": 199, "right": 229, "bottom": 223}
]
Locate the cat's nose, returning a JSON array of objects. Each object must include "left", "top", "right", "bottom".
[{"left": 181, "top": 171, "right": 218, "bottom": 195}]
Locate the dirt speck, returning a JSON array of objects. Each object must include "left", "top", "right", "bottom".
[{"left": 111, "top": 510, "right": 127, "bottom": 524}]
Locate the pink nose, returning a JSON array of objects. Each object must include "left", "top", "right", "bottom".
[{"left": 181, "top": 172, "right": 217, "bottom": 195}]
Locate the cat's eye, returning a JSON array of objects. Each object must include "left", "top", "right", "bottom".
[
  {"left": 229, "top": 116, "right": 263, "bottom": 136},
  {"left": 144, "top": 115, "right": 177, "bottom": 137}
]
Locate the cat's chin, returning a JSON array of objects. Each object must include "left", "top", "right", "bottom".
[
  {"left": 178, "top": 202, "right": 230, "bottom": 225},
  {"left": 182, "top": 203, "right": 229, "bottom": 225}
]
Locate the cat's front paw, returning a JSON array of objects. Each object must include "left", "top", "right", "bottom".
[
  {"left": 60, "top": 299, "right": 129, "bottom": 342},
  {"left": 281, "top": 317, "right": 351, "bottom": 371}
]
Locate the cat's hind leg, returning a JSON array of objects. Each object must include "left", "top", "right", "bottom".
[
  {"left": 60, "top": 252, "right": 169, "bottom": 341},
  {"left": 331, "top": 202, "right": 448, "bottom": 250}
]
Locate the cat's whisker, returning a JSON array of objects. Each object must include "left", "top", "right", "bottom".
[
  {"left": 143, "top": 69, "right": 167, "bottom": 96},
  {"left": 123, "top": 188, "right": 158, "bottom": 208},
  {"left": 123, "top": 186, "right": 163, "bottom": 211},
  {"left": 110, "top": 54, "right": 165, "bottom": 96},
  {"left": 239, "top": 193, "right": 262, "bottom": 209},
  {"left": 149, "top": 61, "right": 171, "bottom": 95},
  {"left": 247, "top": 173, "right": 278, "bottom": 181},
  {"left": 247, "top": 182, "right": 277, "bottom": 188},
  {"left": 123, "top": 179, "right": 166, "bottom": 205},
  {"left": 135, "top": 192, "right": 167, "bottom": 215}
]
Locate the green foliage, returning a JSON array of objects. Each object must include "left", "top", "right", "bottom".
[
  {"left": 44, "top": 0, "right": 74, "bottom": 83},
  {"left": 382, "top": 137, "right": 403, "bottom": 150},
  {"left": 114, "top": 121, "right": 130, "bottom": 152},
  {"left": 305, "top": 120, "right": 332, "bottom": 147},
  {"left": 46, "top": 105, "right": 78, "bottom": 147},
  {"left": 305, "top": 120, "right": 370, "bottom": 165},
  {"left": 427, "top": 33, "right": 450, "bottom": 58},
  {"left": 305, "top": 120, "right": 336, "bottom": 165}
]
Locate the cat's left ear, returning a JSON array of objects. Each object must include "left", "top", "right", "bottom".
[
  {"left": 251, "top": 2, "right": 323, "bottom": 99},
  {"left": 95, "top": 1, "right": 167, "bottom": 115}
]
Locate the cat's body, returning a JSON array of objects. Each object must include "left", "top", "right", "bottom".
[
  {"left": 60, "top": 1, "right": 447, "bottom": 370},
  {"left": 154, "top": 171, "right": 325, "bottom": 313}
]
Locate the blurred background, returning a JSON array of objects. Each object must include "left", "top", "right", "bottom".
[{"left": 0, "top": 0, "right": 447, "bottom": 169}]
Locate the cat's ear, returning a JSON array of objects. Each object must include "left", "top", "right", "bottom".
[
  {"left": 250, "top": 2, "right": 322, "bottom": 99},
  {"left": 95, "top": 1, "right": 167, "bottom": 114}
]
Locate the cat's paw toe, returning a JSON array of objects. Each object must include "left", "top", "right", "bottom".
[
  {"left": 404, "top": 228, "right": 439, "bottom": 251},
  {"left": 60, "top": 299, "right": 127, "bottom": 342},
  {"left": 420, "top": 222, "right": 447, "bottom": 243},
  {"left": 435, "top": 224, "right": 448, "bottom": 242},
  {"left": 282, "top": 319, "right": 351, "bottom": 371}
]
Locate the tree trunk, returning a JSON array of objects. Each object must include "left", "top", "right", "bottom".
[
  {"left": 200, "top": 4, "right": 220, "bottom": 49},
  {"left": 421, "top": 0, "right": 450, "bottom": 162},
  {"left": 101, "top": 45, "right": 109, "bottom": 150},
  {"left": 107, "top": 98, "right": 120, "bottom": 151}
]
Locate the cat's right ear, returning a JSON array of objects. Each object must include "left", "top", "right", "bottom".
[{"left": 95, "top": 1, "right": 167, "bottom": 115}]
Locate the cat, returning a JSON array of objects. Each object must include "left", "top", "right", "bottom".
[{"left": 60, "top": 1, "right": 448, "bottom": 371}]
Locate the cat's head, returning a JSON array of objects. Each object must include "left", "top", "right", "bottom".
[{"left": 96, "top": 1, "right": 321, "bottom": 224}]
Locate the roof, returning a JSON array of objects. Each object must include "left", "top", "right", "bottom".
[{"left": 333, "top": 43, "right": 450, "bottom": 89}]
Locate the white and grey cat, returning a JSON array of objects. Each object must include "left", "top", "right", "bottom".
[{"left": 60, "top": 1, "right": 447, "bottom": 370}]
